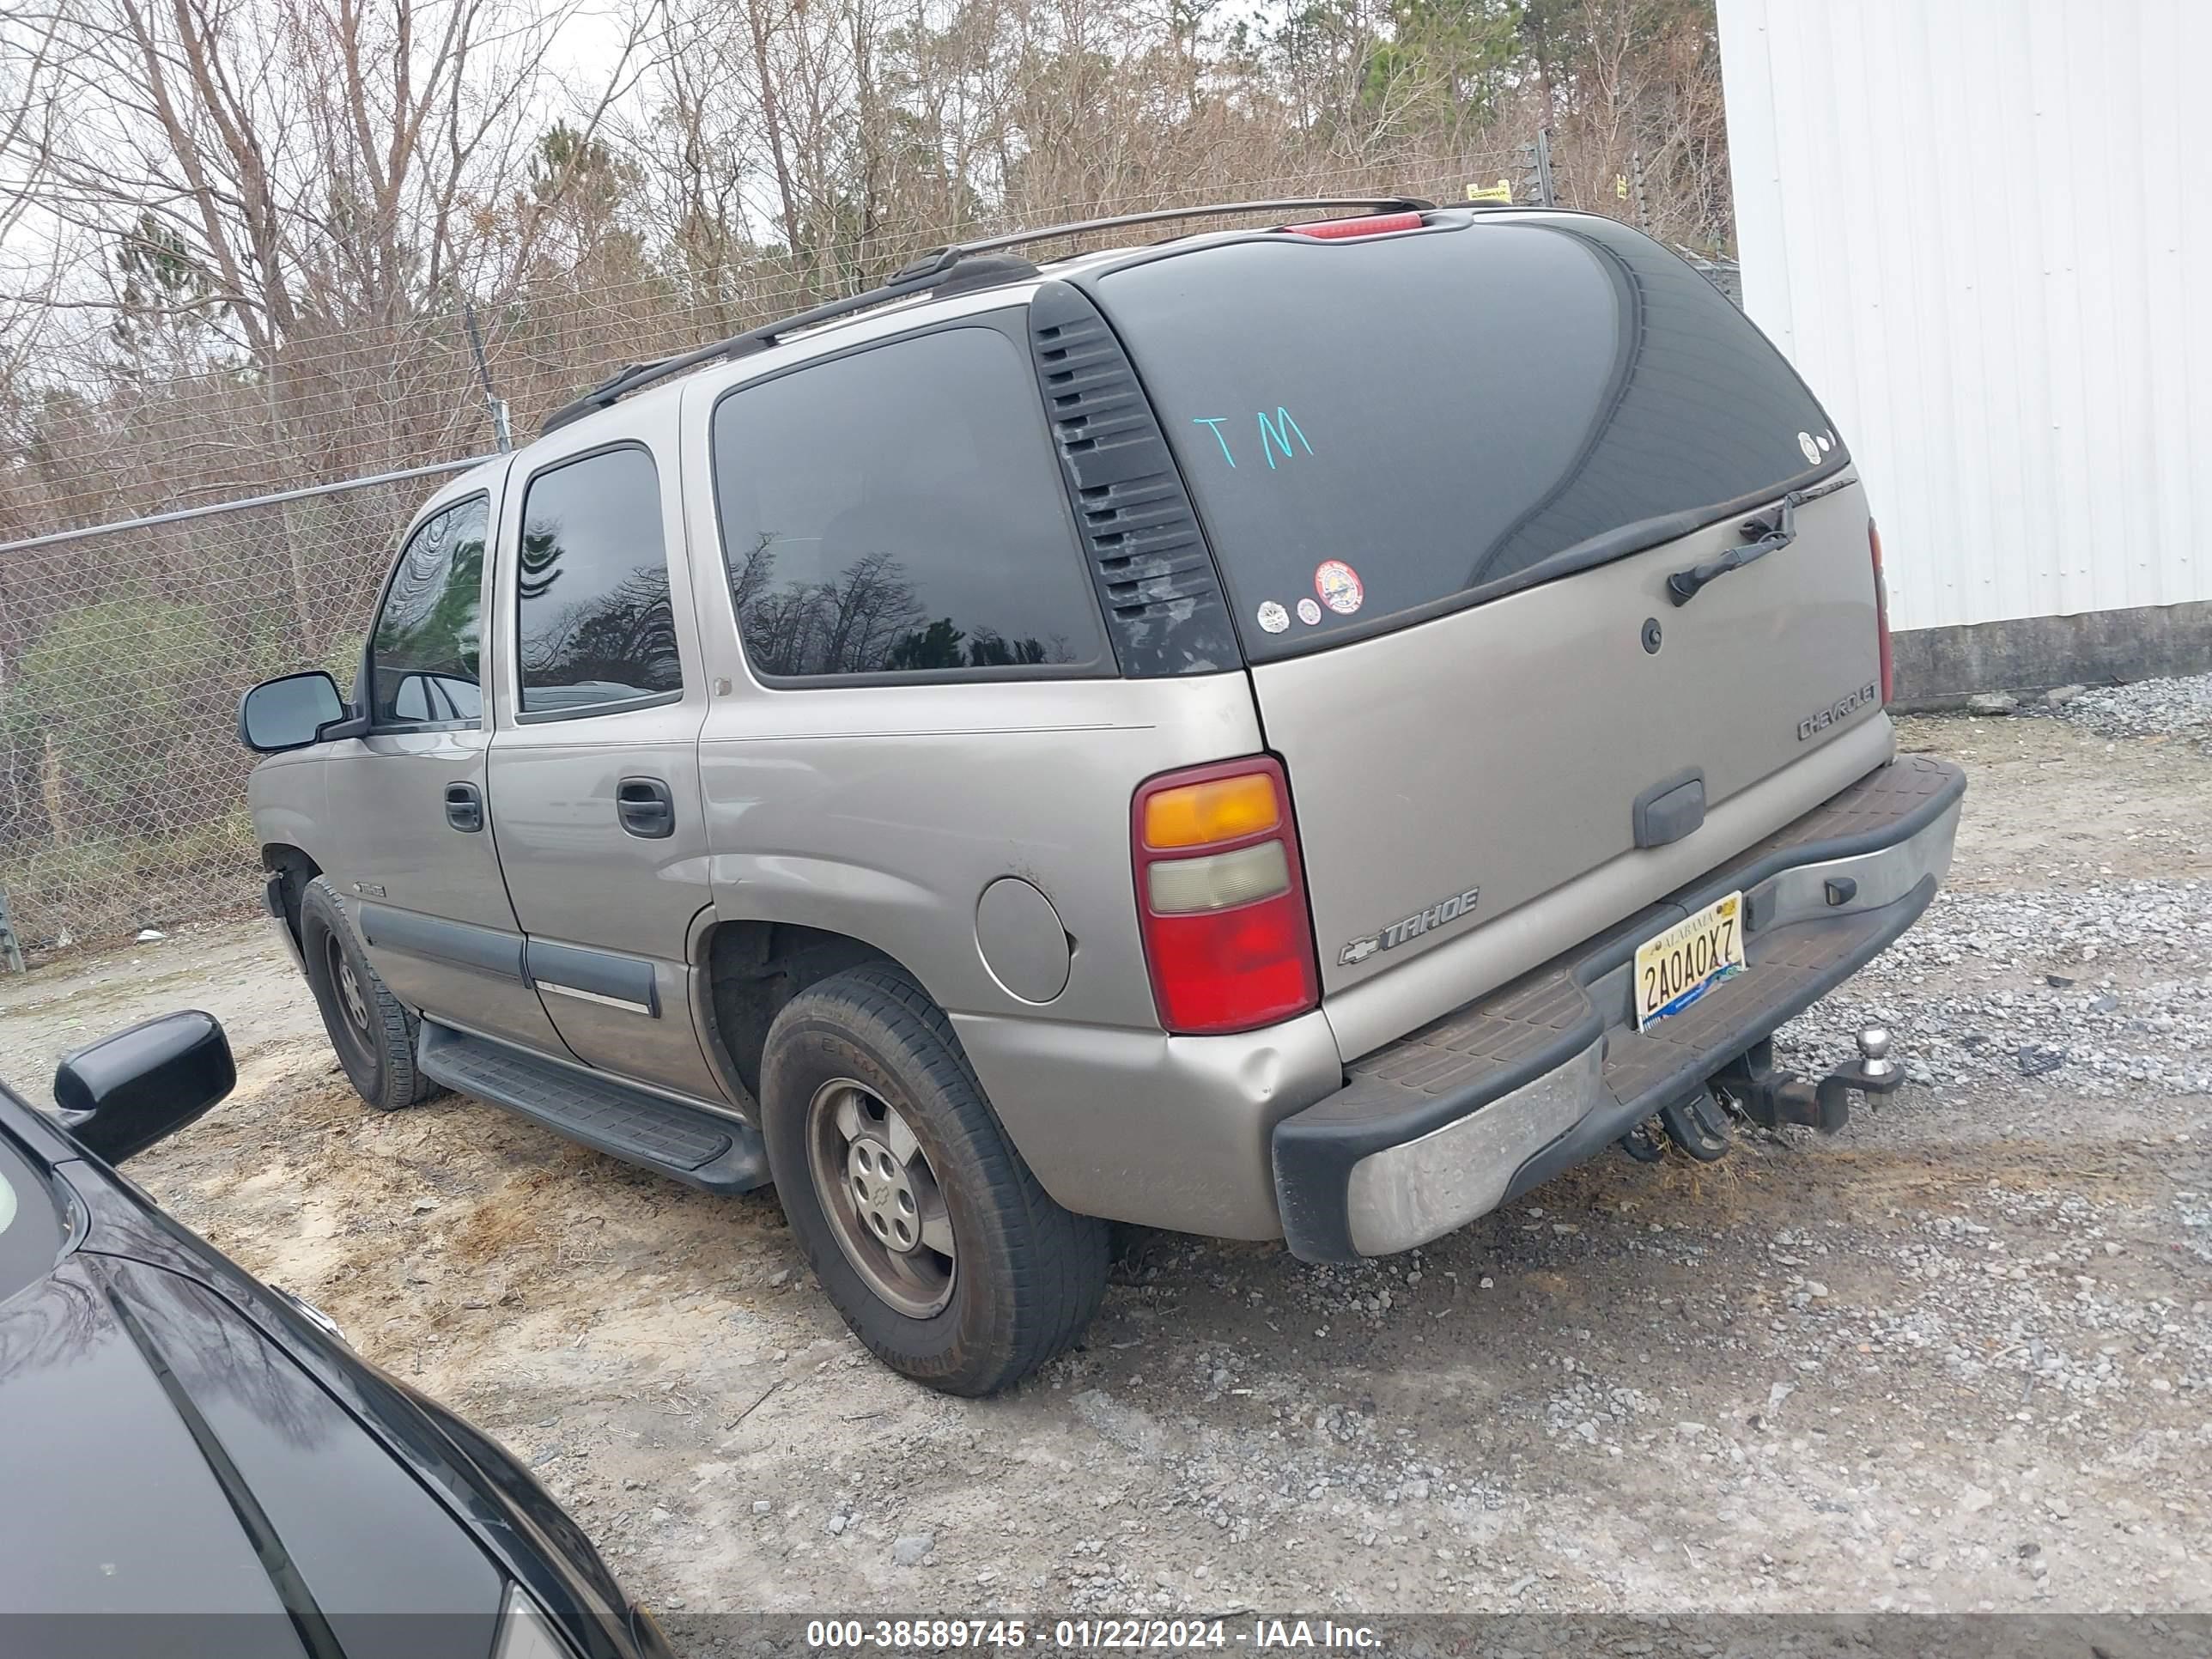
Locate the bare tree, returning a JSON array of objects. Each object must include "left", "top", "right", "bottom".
[{"left": 9, "top": 0, "right": 648, "bottom": 357}]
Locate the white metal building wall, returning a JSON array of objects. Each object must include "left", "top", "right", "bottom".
[{"left": 1717, "top": 0, "right": 2212, "bottom": 635}]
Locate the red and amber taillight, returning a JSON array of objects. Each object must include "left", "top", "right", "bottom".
[
  {"left": 1131, "top": 758, "right": 1320, "bottom": 1036},
  {"left": 1869, "top": 519, "right": 1894, "bottom": 706}
]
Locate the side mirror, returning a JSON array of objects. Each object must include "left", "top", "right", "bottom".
[
  {"left": 53, "top": 1012, "right": 235, "bottom": 1165},
  {"left": 238, "top": 671, "right": 346, "bottom": 754}
]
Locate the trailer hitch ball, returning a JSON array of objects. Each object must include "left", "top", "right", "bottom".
[{"left": 1856, "top": 1024, "right": 1894, "bottom": 1082}]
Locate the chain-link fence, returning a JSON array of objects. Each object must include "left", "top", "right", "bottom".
[{"left": 0, "top": 460, "right": 485, "bottom": 951}]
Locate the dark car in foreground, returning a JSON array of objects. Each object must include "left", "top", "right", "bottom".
[{"left": 0, "top": 1011, "right": 668, "bottom": 1659}]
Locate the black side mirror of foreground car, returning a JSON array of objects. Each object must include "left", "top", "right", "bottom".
[{"left": 53, "top": 1011, "right": 236, "bottom": 1164}]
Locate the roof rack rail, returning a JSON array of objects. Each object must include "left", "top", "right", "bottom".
[
  {"left": 887, "top": 195, "right": 1436, "bottom": 281},
  {"left": 540, "top": 197, "right": 1435, "bottom": 434},
  {"left": 540, "top": 255, "right": 1042, "bottom": 434}
]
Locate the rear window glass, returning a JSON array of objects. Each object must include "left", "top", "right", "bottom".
[{"left": 1097, "top": 216, "right": 1841, "bottom": 657}]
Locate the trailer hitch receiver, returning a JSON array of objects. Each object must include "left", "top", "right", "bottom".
[{"left": 1717, "top": 1027, "right": 1903, "bottom": 1135}]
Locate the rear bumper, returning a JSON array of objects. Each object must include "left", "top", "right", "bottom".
[{"left": 1271, "top": 756, "right": 1966, "bottom": 1263}]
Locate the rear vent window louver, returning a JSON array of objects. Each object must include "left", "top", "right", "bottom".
[{"left": 1027, "top": 281, "right": 1240, "bottom": 678}]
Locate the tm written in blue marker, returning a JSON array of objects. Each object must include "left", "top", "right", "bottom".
[{"left": 1194, "top": 408, "right": 1314, "bottom": 470}]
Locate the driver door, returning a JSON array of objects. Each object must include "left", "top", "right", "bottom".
[{"left": 319, "top": 479, "right": 566, "bottom": 1054}]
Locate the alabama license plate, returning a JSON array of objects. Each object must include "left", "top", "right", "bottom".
[{"left": 1634, "top": 891, "right": 1747, "bottom": 1031}]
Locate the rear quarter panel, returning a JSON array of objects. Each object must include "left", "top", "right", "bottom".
[
  {"left": 674, "top": 349, "right": 1269, "bottom": 1032},
  {"left": 687, "top": 672, "right": 1265, "bottom": 1028}
]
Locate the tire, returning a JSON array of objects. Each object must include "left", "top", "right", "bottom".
[
  {"left": 298, "top": 877, "right": 440, "bottom": 1113},
  {"left": 759, "top": 963, "right": 1109, "bottom": 1395}
]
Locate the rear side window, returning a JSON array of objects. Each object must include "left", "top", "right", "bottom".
[
  {"left": 516, "top": 447, "right": 682, "bottom": 714},
  {"left": 1097, "top": 216, "right": 1843, "bottom": 657},
  {"left": 712, "top": 325, "right": 1106, "bottom": 679},
  {"left": 369, "top": 495, "right": 487, "bottom": 726}
]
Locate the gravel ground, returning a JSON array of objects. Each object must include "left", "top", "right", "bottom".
[
  {"left": 2, "top": 706, "right": 2208, "bottom": 1630},
  {"left": 2050, "top": 672, "right": 2212, "bottom": 745}
]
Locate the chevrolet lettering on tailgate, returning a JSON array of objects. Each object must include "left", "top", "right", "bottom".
[{"left": 1799, "top": 681, "right": 1880, "bottom": 742}]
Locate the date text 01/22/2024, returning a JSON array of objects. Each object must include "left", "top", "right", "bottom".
[{"left": 805, "top": 1618, "right": 1383, "bottom": 1650}]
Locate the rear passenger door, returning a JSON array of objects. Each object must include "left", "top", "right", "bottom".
[
  {"left": 485, "top": 411, "right": 724, "bottom": 1101},
  {"left": 324, "top": 487, "right": 568, "bottom": 1055}
]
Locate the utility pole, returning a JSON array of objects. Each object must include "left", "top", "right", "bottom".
[
  {"left": 1519, "top": 128, "right": 1558, "bottom": 208},
  {"left": 465, "top": 301, "right": 514, "bottom": 453},
  {"left": 1630, "top": 148, "right": 1652, "bottom": 233}
]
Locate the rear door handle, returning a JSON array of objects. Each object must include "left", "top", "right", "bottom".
[
  {"left": 616, "top": 776, "right": 676, "bottom": 840},
  {"left": 444, "top": 781, "right": 484, "bottom": 833}
]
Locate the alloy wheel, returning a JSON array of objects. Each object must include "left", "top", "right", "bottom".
[{"left": 805, "top": 1078, "right": 956, "bottom": 1318}]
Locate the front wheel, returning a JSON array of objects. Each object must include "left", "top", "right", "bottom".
[
  {"left": 759, "top": 964, "right": 1109, "bottom": 1395},
  {"left": 298, "top": 877, "right": 440, "bottom": 1113}
]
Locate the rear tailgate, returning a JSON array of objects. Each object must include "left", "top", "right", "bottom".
[
  {"left": 1253, "top": 483, "right": 1882, "bottom": 1003},
  {"left": 1091, "top": 210, "right": 1888, "bottom": 1040}
]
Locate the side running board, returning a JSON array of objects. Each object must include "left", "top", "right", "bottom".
[{"left": 416, "top": 1022, "right": 768, "bottom": 1194}]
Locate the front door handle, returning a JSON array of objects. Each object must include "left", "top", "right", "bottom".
[
  {"left": 616, "top": 776, "right": 676, "bottom": 840},
  {"left": 444, "top": 781, "right": 484, "bottom": 833}
]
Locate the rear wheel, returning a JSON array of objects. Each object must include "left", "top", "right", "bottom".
[
  {"left": 298, "top": 878, "right": 439, "bottom": 1112},
  {"left": 759, "top": 964, "right": 1109, "bottom": 1395}
]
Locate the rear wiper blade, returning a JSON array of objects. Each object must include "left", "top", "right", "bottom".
[{"left": 1666, "top": 491, "right": 1802, "bottom": 606}]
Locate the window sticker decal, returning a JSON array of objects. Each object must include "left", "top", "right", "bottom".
[{"left": 1314, "top": 561, "right": 1364, "bottom": 616}]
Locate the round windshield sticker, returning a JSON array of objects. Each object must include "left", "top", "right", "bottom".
[
  {"left": 1256, "top": 600, "right": 1290, "bottom": 635},
  {"left": 1817, "top": 434, "right": 1832, "bottom": 453},
  {"left": 1315, "top": 560, "right": 1364, "bottom": 616},
  {"left": 1797, "top": 430, "right": 1820, "bottom": 465},
  {"left": 1296, "top": 598, "right": 1322, "bottom": 626}
]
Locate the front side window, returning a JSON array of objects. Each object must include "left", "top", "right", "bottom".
[
  {"left": 712, "top": 325, "right": 1105, "bottom": 679},
  {"left": 516, "top": 447, "right": 681, "bottom": 714},
  {"left": 368, "top": 496, "right": 487, "bottom": 726}
]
